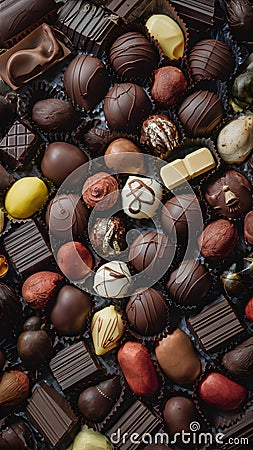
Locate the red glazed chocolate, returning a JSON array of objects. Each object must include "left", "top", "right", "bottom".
[
  {"left": 57, "top": 241, "right": 93, "bottom": 281},
  {"left": 22, "top": 271, "right": 63, "bottom": 310},
  {"left": 245, "top": 297, "right": 253, "bottom": 322}
]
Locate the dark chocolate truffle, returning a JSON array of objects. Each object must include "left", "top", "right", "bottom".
[
  {"left": 82, "top": 172, "right": 119, "bottom": 211},
  {"left": 0, "top": 93, "right": 17, "bottom": 133},
  {"left": 225, "top": 0, "right": 253, "bottom": 42},
  {"left": 222, "top": 336, "right": 253, "bottom": 380},
  {"left": 104, "top": 83, "right": 152, "bottom": 132},
  {"left": 140, "top": 114, "right": 180, "bottom": 159},
  {"left": 0, "top": 283, "right": 21, "bottom": 337},
  {"left": 50, "top": 285, "right": 93, "bottom": 335},
  {"left": 17, "top": 327, "right": 53, "bottom": 368},
  {"left": 161, "top": 194, "right": 202, "bottom": 239},
  {"left": 189, "top": 39, "right": 234, "bottom": 81},
  {"left": 178, "top": 90, "right": 223, "bottom": 137},
  {"left": 41, "top": 142, "right": 88, "bottom": 186},
  {"left": 57, "top": 241, "right": 93, "bottom": 281},
  {"left": 244, "top": 211, "right": 253, "bottom": 245},
  {"left": 198, "top": 219, "right": 238, "bottom": 261},
  {"left": 126, "top": 287, "right": 169, "bottom": 335},
  {"left": 63, "top": 54, "right": 110, "bottom": 111},
  {"left": 32, "top": 98, "right": 80, "bottom": 133},
  {"left": 45, "top": 194, "right": 89, "bottom": 240},
  {"left": 78, "top": 377, "right": 121, "bottom": 421},
  {"left": 109, "top": 31, "right": 158, "bottom": 81},
  {"left": 151, "top": 66, "right": 188, "bottom": 108},
  {"left": 129, "top": 231, "right": 173, "bottom": 277},
  {"left": 166, "top": 260, "right": 212, "bottom": 306},
  {"left": 89, "top": 216, "right": 127, "bottom": 258},
  {"left": 205, "top": 170, "right": 252, "bottom": 219},
  {"left": 104, "top": 138, "right": 145, "bottom": 174}
]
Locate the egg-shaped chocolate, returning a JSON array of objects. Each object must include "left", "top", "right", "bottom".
[{"left": 32, "top": 98, "right": 81, "bottom": 133}]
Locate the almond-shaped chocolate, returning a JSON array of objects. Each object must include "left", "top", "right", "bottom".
[
  {"left": 222, "top": 337, "right": 253, "bottom": 380},
  {"left": 22, "top": 271, "right": 63, "bottom": 310},
  {"left": 0, "top": 370, "right": 29, "bottom": 407},
  {"left": 198, "top": 372, "right": 247, "bottom": 410},
  {"left": 155, "top": 329, "right": 201, "bottom": 385},
  {"left": 91, "top": 305, "right": 124, "bottom": 355}
]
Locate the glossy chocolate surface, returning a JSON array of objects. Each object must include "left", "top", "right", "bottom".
[
  {"left": 162, "top": 194, "right": 201, "bottom": 239},
  {"left": 89, "top": 216, "right": 127, "bottom": 258}
]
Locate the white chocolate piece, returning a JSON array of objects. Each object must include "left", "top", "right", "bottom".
[
  {"left": 146, "top": 14, "right": 184, "bottom": 60},
  {"left": 217, "top": 115, "right": 253, "bottom": 164},
  {"left": 93, "top": 261, "right": 132, "bottom": 299},
  {"left": 160, "top": 158, "right": 190, "bottom": 190},
  {"left": 91, "top": 305, "right": 124, "bottom": 356},
  {"left": 122, "top": 176, "right": 163, "bottom": 219}
]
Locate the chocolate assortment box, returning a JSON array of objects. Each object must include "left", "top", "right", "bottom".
[{"left": 0, "top": 0, "right": 253, "bottom": 449}]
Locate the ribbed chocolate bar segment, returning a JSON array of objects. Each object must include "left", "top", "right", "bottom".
[
  {"left": 103, "top": 0, "right": 152, "bottom": 21},
  {"left": 187, "top": 298, "right": 245, "bottom": 353},
  {"left": 50, "top": 341, "right": 101, "bottom": 391},
  {"left": 223, "top": 409, "right": 253, "bottom": 449},
  {"left": 26, "top": 384, "right": 79, "bottom": 450},
  {"left": 170, "top": 0, "right": 223, "bottom": 29},
  {"left": 106, "top": 400, "right": 163, "bottom": 450},
  {"left": 56, "top": 0, "right": 120, "bottom": 56},
  {"left": 3, "top": 220, "right": 52, "bottom": 275}
]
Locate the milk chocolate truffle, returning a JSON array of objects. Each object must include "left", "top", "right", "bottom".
[
  {"left": 50, "top": 285, "right": 93, "bottom": 335},
  {"left": 82, "top": 172, "right": 119, "bottom": 211},
  {"left": 225, "top": 0, "right": 253, "bottom": 42},
  {"left": 63, "top": 55, "right": 110, "bottom": 111},
  {"left": 91, "top": 305, "right": 124, "bottom": 355},
  {"left": 46, "top": 194, "right": 89, "bottom": 240},
  {"left": 122, "top": 176, "right": 163, "bottom": 219},
  {"left": 166, "top": 260, "right": 211, "bottom": 306},
  {"left": 205, "top": 170, "right": 252, "bottom": 219},
  {"left": 104, "top": 83, "right": 152, "bottom": 132},
  {"left": 161, "top": 194, "right": 202, "bottom": 240},
  {"left": 244, "top": 211, "right": 253, "bottom": 245},
  {"left": 93, "top": 261, "right": 132, "bottom": 298},
  {"left": 22, "top": 271, "right": 63, "bottom": 310},
  {"left": 155, "top": 329, "right": 201, "bottom": 385},
  {"left": 140, "top": 114, "right": 180, "bottom": 159},
  {"left": 32, "top": 98, "right": 80, "bottom": 132},
  {"left": 0, "top": 283, "right": 21, "bottom": 337},
  {"left": 41, "top": 142, "right": 88, "bottom": 186},
  {"left": 178, "top": 90, "right": 223, "bottom": 137},
  {"left": 78, "top": 377, "right": 121, "bottom": 421},
  {"left": 57, "top": 241, "right": 93, "bottom": 281},
  {"left": 0, "top": 93, "right": 17, "bottom": 133},
  {"left": 189, "top": 39, "right": 234, "bottom": 81},
  {"left": 146, "top": 14, "right": 184, "bottom": 60},
  {"left": 217, "top": 115, "right": 253, "bottom": 164},
  {"left": 198, "top": 219, "right": 238, "bottom": 261},
  {"left": 151, "top": 66, "right": 187, "bottom": 108},
  {"left": 104, "top": 138, "right": 145, "bottom": 174},
  {"left": 109, "top": 32, "right": 158, "bottom": 81},
  {"left": 222, "top": 337, "right": 253, "bottom": 380},
  {"left": 118, "top": 341, "right": 159, "bottom": 396},
  {"left": 89, "top": 217, "right": 127, "bottom": 259},
  {"left": 126, "top": 287, "right": 169, "bottom": 336}
]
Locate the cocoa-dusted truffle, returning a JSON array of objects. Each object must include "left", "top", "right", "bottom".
[
  {"left": 166, "top": 260, "right": 211, "bottom": 306},
  {"left": 225, "top": 0, "right": 253, "bottom": 42},
  {"left": 63, "top": 55, "right": 110, "bottom": 111},
  {"left": 109, "top": 31, "right": 158, "bottom": 81},
  {"left": 89, "top": 216, "right": 127, "bottom": 259},
  {"left": 244, "top": 211, "right": 253, "bottom": 245},
  {"left": 82, "top": 172, "right": 119, "bottom": 211},
  {"left": 189, "top": 39, "right": 234, "bottom": 81},
  {"left": 0, "top": 283, "right": 21, "bottom": 337},
  {"left": 104, "top": 83, "right": 152, "bottom": 132},
  {"left": 198, "top": 219, "right": 238, "bottom": 261},
  {"left": 205, "top": 170, "right": 252, "bottom": 219},
  {"left": 126, "top": 287, "right": 169, "bottom": 336},
  {"left": 32, "top": 98, "right": 81, "bottom": 133},
  {"left": 222, "top": 336, "right": 253, "bottom": 380},
  {"left": 140, "top": 114, "right": 180, "bottom": 159},
  {"left": 178, "top": 90, "right": 223, "bottom": 137},
  {"left": 104, "top": 138, "right": 145, "bottom": 174},
  {"left": 151, "top": 66, "right": 187, "bottom": 108},
  {"left": 22, "top": 271, "right": 63, "bottom": 310},
  {"left": 57, "top": 241, "right": 93, "bottom": 281}
]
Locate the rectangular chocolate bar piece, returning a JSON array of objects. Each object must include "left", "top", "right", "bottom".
[
  {"left": 0, "top": 164, "right": 14, "bottom": 193},
  {"left": 3, "top": 220, "right": 52, "bottom": 276},
  {"left": 106, "top": 400, "right": 163, "bottom": 450},
  {"left": 187, "top": 298, "right": 245, "bottom": 353},
  {"left": 26, "top": 383, "right": 80, "bottom": 450},
  {"left": 49, "top": 341, "right": 101, "bottom": 391},
  {"left": 98, "top": 0, "right": 153, "bottom": 22},
  {"left": 0, "top": 121, "right": 42, "bottom": 170},
  {"left": 222, "top": 409, "right": 253, "bottom": 449},
  {"left": 56, "top": 0, "right": 120, "bottom": 57},
  {"left": 170, "top": 0, "right": 224, "bottom": 31}
]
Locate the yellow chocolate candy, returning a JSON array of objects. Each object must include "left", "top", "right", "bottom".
[
  {"left": 5, "top": 177, "right": 48, "bottom": 219},
  {"left": 146, "top": 14, "right": 184, "bottom": 60},
  {"left": 91, "top": 305, "right": 124, "bottom": 356}
]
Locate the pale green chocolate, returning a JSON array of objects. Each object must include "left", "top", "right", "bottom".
[
  {"left": 68, "top": 426, "right": 113, "bottom": 450},
  {"left": 5, "top": 177, "right": 48, "bottom": 219}
]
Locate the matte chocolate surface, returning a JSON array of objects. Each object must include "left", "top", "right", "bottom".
[
  {"left": 222, "top": 408, "right": 253, "bottom": 449},
  {"left": 32, "top": 98, "right": 81, "bottom": 133},
  {"left": 225, "top": 0, "right": 253, "bottom": 42},
  {"left": 222, "top": 336, "right": 253, "bottom": 380}
]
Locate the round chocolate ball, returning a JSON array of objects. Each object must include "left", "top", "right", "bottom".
[
  {"left": 32, "top": 98, "right": 80, "bottom": 133},
  {"left": 23, "top": 316, "right": 41, "bottom": 331},
  {"left": 198, "top": 219, "right": 238, "bottom": 261},
  {"left": 89, "top": 216, "right": 128, "bottom": 259},
  {"left": 82, "top": 172, "right": 119, "bottom": 211},
  {"left": 161, "top": 194, "right": 202, "bottom": 240},
  {"left": 57, "top": 241, "right": 93, "bottom": 281},
  {"left": 178, "top": 90, "right": 223, "bottom": 137},
  {"left": 41, "top": 142, "right": 88, "bottom": 186},
  {"left": 104, "top": 83, "right": 152, "bottom": 132},
  {"left": 225, "top": 0, "right": 253, "bottom": 42},
  {"left": 205, "top": 170, "right": 252, "bottom": 219},
  {"left": 189, "top": 39, "right": 234, "bottom": 81},
  {"left": 126, "top": 287, "right": 168, "bottom": 335},
  {"left": 45, "top": 194, "right": 89, "bottom": 240},
  {"left": 151, "top": 66, "right": 187, "bottom": 108},
  {"left": 63, "top": 55, "right": 110, "bottom": 111},
  {"left": 104, "top": 138, "right": 145, "bottom": 174},
  {"left": 17, "top": 329, "right": 53, "bottom": 368},
  {"left": 166, "top": 260, "right": 212, "bottom": 306},
  {"left": 0, "top": 283, "right": 21, "bottom": 337},
  {"left": 109, "top": 32, "right": 158, "bottom": 81},
  {"left": 140, "top": 114, "right": 180, "bottom": 159}
]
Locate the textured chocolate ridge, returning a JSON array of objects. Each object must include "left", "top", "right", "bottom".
[
  {"left": 3, "top": 220, "right": 52, "bottom": 276},
  {"left": 170, "top": 0, "right": 223, "bottom": 27},
  {"left": 49, "top": 341, "right": 101, "bottom": 391},
  {"left": 101, "top": 0, "right": 152, "bottom": 22},
  {"left": 105, "top": 399, "right": 163, "bottom": 450},
  {"left": 26, "top": 383, "right": 79, "bottom": 449},
  {"left": 222, "top": 408, "right": 253, "bottom": 449},
  {"left": 187, "top": 298, "right": 245, "bottom": 353}
]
